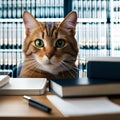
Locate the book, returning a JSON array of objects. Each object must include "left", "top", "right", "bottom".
[
  {"left": 50, "top": 77, "right": 120, "bottom": 97},
  {"left": 0, "top": 78, "right": 47, "bottom": 95},
  {"left": 87, "top": 57, "right": 120, "bottom": 79},
  {"left": 0, "top": 75, "right": 10, "bottom": 87},
  {"left": 47, "top": 95, "right": 120, "bottom": 116}
]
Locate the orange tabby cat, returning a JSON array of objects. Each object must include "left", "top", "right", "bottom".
[{"left": 20, "top": 11, "right": 78, "bottom": 79}]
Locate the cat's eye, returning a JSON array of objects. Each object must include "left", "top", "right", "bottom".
[
  {"left": 55, "top": 39, "right": 65, "bottom": 48},
  {"left": 34, "top": 39, "right": 44, "bottom": 48}
]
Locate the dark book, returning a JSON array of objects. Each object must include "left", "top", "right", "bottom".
[
  {"left": 87, "top": 57, "right": 120, "bottom": 79},
  {"left": 50, "top": 77, "right": 120, "bottom": 98}
]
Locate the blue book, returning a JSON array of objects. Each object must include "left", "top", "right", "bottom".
[
  {"left": 50, "top": 77, "right": 120, "bottom": 98},
  {"left": 87, "top": 57, "right": 120, "bottom": 79}
]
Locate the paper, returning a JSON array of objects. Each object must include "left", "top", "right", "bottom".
[
  {"left": 0, "top": 75, "right": 10, "bottom": 87},
  {"left": 47, "top": 95, "right": 120, "bottom": 116}
]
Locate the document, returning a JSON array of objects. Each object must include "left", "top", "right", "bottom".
[{"left": 47, "top": 95, "right": 120, "bottom": 116}]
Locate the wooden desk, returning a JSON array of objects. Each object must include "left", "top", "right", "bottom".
[{"left": 0, "top": 92, "right": 120, "bottom": 120}]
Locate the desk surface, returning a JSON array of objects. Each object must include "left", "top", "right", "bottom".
[{"left": 1, "top": 92, "right": 120, "bottom": 120}]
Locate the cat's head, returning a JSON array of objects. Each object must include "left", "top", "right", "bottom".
[{"left": 23, "top": 11, "right": 78, "bottom": 75}]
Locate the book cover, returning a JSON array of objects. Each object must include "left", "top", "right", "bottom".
[
  {"left": 0, "top": 78, "right": 47, "bottom": 95},
  {"left": 50, "top": 77, "right": 120, "bottom": 97}
]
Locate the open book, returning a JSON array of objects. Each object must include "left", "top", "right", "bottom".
[{"left": 0, "top": 78, "right": 47, "bottom": 95}]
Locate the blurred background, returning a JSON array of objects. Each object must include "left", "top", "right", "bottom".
[{"left": 0, "top": 0, "right": 120, "bottom": 77}]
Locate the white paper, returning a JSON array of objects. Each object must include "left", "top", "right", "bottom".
[
  {"left": 0, "top": 75, "right": 9, "bottom": 87},
  {"left": 47, "top": 95, "right": 120, "bottom": 116}
]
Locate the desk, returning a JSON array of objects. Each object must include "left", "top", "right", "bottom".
[{"left": 0, "top": 92, "right": 120, "bottom": 120}]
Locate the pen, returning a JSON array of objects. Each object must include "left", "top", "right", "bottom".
[{"left": 23, "top": 95, "right": 52, "bottom": 113}]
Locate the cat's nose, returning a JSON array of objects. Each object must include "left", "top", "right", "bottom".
[{"left": 46, "top": 52, "right": 54, "bottom": 59}]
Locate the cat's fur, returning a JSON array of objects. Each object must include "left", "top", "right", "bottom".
[{"left": 20, "top": 11, "right": 78, "bottom": 79}]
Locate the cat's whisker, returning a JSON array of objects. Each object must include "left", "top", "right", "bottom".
[
  {"left": 22, "top": 62, "right": 38, "bottom": 75},
  {"left": 63, "top": 58, "right": 80, "bottom": 67},
  {"left": 59, "top": 63, "right": 69, "bottom": 78},
  {"left": 30, "top": 64, "right": 39, "bottom": 77},
  {"left": 25, "top": 57, "right": 38, "bottom": 63},
  {"left": 25, "top": 59, "right": 37, "bottom": 63},
  {"left": 23, "top": 67, "right": 35, "bottom": 75},
  {"left": 23, "top": 62, "right": 36, "bottom": 67},
  {"left": 60, "top": 62, "right": 76, "bottom": 78},
  {"left": 59, "top": 63, "right": 65, "bottom": 79},
  {"left": 35, "top": 64, "right": 42, "bottom": 70},
  {"left": 62, "top": 61, "right": 80, "bottom": 71},
  {"left": 62, "top": 61, "right": 79, "bottom": 77},
  {"left": 22, "top": 59, "right": 36, "bottom": 65},
  {"left": 27, "top": 57, "right": 44, "bottom": 70},
  {"left": 23, "top": 61, "right": 37, "bottom": 69},
  {"left": 63, "top": 58, "right": 76, "bottom": 62},
  {"left": 24, "top": 63, "right": 39, "bottom": 78},
  {"left": 69, "top": 65, "right": 80, "bottom": 71}
]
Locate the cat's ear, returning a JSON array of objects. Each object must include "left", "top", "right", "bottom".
[
  {"left": 23, "top": 11, "right": 40, "bottom": 36},
  {"left": 58, "top": 11, "right": 77, "bottom": 32}
]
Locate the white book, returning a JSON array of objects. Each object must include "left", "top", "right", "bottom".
[
  {"left": 0, "top": 78, "right": 47, "bottom": 95},
  {"left": 0, "top": 75, "right": 10, "bottom": 87}
]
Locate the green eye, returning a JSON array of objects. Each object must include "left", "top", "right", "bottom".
[
  {"left": 34, "top": 39, "right": 44, "bottom": 48},
  {"left": 55, "top": 39, "right": 65, "bottom": 48}
]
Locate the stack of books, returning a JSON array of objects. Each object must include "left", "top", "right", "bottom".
[{"left": 50, "top": 57, "right": 120, "bottom": 98}]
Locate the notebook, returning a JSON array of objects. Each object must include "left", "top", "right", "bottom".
[
  {"left": 0, "top": 78, "right": 47, "bottom": 95},
  {"left": 47, "top": 95, "right": 120, "bottom": 116}
]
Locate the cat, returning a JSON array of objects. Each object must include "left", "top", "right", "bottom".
[{"left": 20, "top": 11, "right": 79, "bottom": 79}]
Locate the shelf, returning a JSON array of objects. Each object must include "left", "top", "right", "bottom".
[
  {"left": 77, "top": 18, "right": 107, "bottom": 23},
  {"left": 0, "top": 18, "right": 64, "bottom": 22},
  {"left": 0, "top": 49, "right": 22, "bottom": 52},
  {"left": 0, "top": 18, "right": 108, "bottom": 23}
]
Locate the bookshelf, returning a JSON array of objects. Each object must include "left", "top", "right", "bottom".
[
  {"left": 0, "top": 0, "right": 120, "bottom": 77},
  {"left": 0, "top": 0, "right": 64, "bottom": 77},
  {"left": 72, "top": 0, "right": 120, "bottom": 71}
]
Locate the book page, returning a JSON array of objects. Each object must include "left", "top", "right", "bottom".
[
  {"left": 0, "top": 75, "right": 10, "bottom": 87},
  {"left": 47, "top": 95, "right": 120, "bottom": 116}
]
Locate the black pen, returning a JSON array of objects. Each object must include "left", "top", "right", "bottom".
[{"left": 23, "top": 95, "right": 52, "bottom": 113}]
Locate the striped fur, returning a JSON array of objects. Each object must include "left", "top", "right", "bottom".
[{"left": 20, "top": 11, "right": 78, "bottom": 79}]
